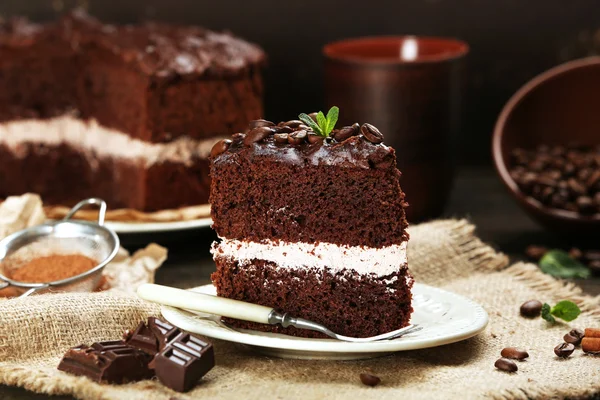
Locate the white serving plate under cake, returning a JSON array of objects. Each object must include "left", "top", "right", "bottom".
[{"left": 161, "top": 283, "right": 489, "bottom": 360}]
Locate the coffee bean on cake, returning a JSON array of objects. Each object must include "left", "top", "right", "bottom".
[
  {"left": 333, "top": 123, "right": 360, "bottom": 142},
  {"left": 211, "top": 139, "right": 232, "bottom": 158},
  {"left": 360, "top": 123, "right": 384, "bottom": 144},
  {"left": 274, "top": 133, "right": 289, "bottom": 143},
  {"left": 288, "top": 130, "right": 307, "bottom": 145},
  {"left": 248, "top": 119, "right": 275, "bottom": 129}
]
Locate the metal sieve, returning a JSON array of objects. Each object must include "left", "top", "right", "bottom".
[{"left": 0, "top": 198, "right": 120, "bottom": 297}]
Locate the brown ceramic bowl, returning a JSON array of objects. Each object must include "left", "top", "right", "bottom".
[{"left": 493, "top": 57, "right": 600, "bottom": 233}]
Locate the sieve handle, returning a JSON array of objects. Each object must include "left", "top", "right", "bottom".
[
  {"left": 137, "top": 284, "right": 274, "bottom": 324},
  {"left": 63, "top": 198, "right": 107, "bottom": 225}
]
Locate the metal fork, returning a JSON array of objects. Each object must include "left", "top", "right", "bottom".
[{"left": 138, "top": 284, "right": 421, "bottom": 343}]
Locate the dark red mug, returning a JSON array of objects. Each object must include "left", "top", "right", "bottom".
[{"left": 324, "top": 36, "right": 468, "bottom": 222}]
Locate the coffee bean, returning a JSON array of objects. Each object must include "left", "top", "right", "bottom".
[
  {"left": 307, "top": 133, "right": 325, "bottom": 144},
  {"left": 564, "top": 328, "right": 585, "bottom": 346},
  {"left": 360, "top": 123, "right": 384, "bottom": 144},
  {"left": 359, "top": 373, "right": 381, "bottom": 387},
  {"left": 525, "top": 246, "right": 547, "bottom": 261},
  {"left": 576, "top": 196, "right": 596, "bottom": 214},
  {"left": 288, "top": 130, "right": 307, "bottom": 145},
  {"left": 248, "top": 119, "right": 275, "bottom": 129},
  {"left": 586, "top": 170, "right": 600, "bottom": 188},
  {"left": 274, "top": 133, "right": 289, "bottom": 143},
  {"left": 594, "top": 193, "right": 600, "bottom": 208},
  {"left": 554, "top": 342, "right": 575, "bottom": 358},
  {"left": 308, "top": 112, "right": 318, "bottom": 122},
  {"left": 500, "top": 347, "right": 529, "bottom": 360},
  {"left": 275, "top": 126, "right": 294, "bottom": 134},
  {"left": 210, "top": 139, "right": 232, "bottom": 158},
  {"left": 333, "top": 123, "right": 360, "bottom": 142},
  {"left": 569, "top": 247, "right": 583, "bottom": 260},
  {"left": 244, "top": 127, "right": 274, "bottom": 146},
  {"left": 282, "top": 120, "right": 304, "bottom": 128},
  {"left": 494, "top": 358, "right": 518, "bottom": 373},
  {"left": 567, "top": 178, "right": 587, "bottom": 196},
  {"left": 520, "top": 299, "right": 543, "bottom": 318}
]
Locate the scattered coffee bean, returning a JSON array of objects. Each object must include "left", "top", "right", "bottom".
[
  {"left": 210, "top": 139, "right": 232, "bottom": 158},
  {"left": 283, "top": 120, "right": 304, "bottom": 128},
  {"left": 248, "top": 119, "right": 275, "bottom": 129},
  {"left": 244, "top": 127, "right": 274, "bottom": 146},
  {"left": 554, "top": 342, "right": 575, "bottom": 358},
  {"left": 308, "top": 133, "right": 325, "bottom": 144},
  {"left": 494, "top": 358, "right": 518, "bottom": 373},
  {"left": 360, "top": 123, "right": 384, "bottom": 144},
  {"left": 274, "top": 133, "right": 289, "bottom": 143},
  {"left": 525, "top": 246, "right": 548, "bottom": 261},
  {"left": 563, "top": 328, "right": 585, "bottom": 346},
  {"left": 582, "top": 337, "right": 600, "bottom": 354},
  {"left": 520, "top": 300, "right": 543, "bottom": 318},
  {"left": 359, "top": 373, "right": 381, "bottom": 387},
  {"left": 568, "top": 247, "right": 583, "bottom": 260},
  {"left": 288, "top": 130, "right": 307, "bottom": 145},
  {"left": 500, "top": 347, "right": 529, "bottom": 360}
]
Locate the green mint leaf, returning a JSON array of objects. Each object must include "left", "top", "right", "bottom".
[
  {"left": 550, "top": 300, "right": 581, "bottom": 322},
  {"left": 316, "top": 111, "right": 328, "bottom": 135},
  {"left": 541, "top": 303, "right": 555, "bottom": 323},
  {"left": 539, "top": 250, "right": 590, "bottom": 279},
  {"left": 325, "top": 106, "right": 339, "bottom": 134},
  {"left": 298, "top": 113, "right": 322, "bottom": 135}
]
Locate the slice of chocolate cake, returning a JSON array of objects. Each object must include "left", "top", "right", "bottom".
[
  {"left": 210, "top": 109, "right": 412, "bottom": 338},
  {"left": 0, "top": 10, "right": 265, "bottom": 211}
]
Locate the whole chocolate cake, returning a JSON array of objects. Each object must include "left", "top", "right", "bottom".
[
  {"left": 0, "top": 10, "right": 265, "bottom": 211},
  {"left": 209, "top": 111, "right": 412, "bottom": 338}
]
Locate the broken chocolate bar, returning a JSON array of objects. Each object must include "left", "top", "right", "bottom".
[
  {"left": 57, "top": 340, "right": 153, "bottom": 384},
  {"left": 148, "top": 316, "right": 180, "bottom": 351},
  {"left": 153, "top": 332, "right": 215, "bottom": 392},
  {"left": 124, "top": 321, "right": 159, "bottom": 355}
]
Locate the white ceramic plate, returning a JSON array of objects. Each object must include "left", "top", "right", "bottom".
[
  {"left": 161, "top": 283, "right": 489, "bottom": 360},
  {"left": 105, "top": 217, "right": 212, "bottom": 234}
]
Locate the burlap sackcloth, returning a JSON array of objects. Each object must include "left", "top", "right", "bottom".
[{"left": 1, "top": 220, "right": 599, "bottom": 400}]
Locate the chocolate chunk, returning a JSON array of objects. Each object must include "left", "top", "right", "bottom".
[
  {"left": 520, "top": 299, "right": 543, "bottom": 317},
  {"left": 308, "top": 133, "right": 325, "bottom": 144},
  {"left": 57, "top": 341, "right": 153, "bottom": 384},
  {"left": 274, "top": 133, "right": 289, "bottom": 143},
  {"left": 333, "top": 123, "right": 360, "bottom": 142},
  {"left": 210, "top": 139, "right": 232, "bottom": 158},
  {"left": 554, "top": 342, "right": 575, "bottom": 358},
  {"left": 248, "top": 119, "right": 275, "bottom": 129},
  {"left": 288, "top": 130, "right": 307, "bottom": 145},
  {"left": 494, "top": 358, "right": 518, "bottom": 373},
  {"left": 148, "top": 317, "right": 180, "bottom": 351},
  {"left": 125, "top": 321, "right": 159, "bottom": 355},
  {"left": 359, "top": 373, "right": 381, "bottom": 387},
  {"left": 360, "top": 123, "right": 384, "bottom": 144},
  {"left": 153, "top": 332, "right": 215, "bottom": 392},
  {"left": 244, "top": 127, "right": 274, "bottom": 146},
  {"left": 500, "top": 347, "right": 529, "bottom": 360}
]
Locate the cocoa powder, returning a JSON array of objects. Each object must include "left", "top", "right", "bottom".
[{"left": 7, "top": 254, "right": 97, "bottom": 283}]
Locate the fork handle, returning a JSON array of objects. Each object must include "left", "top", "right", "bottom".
[{"left": 137, "top": 284, "right": 274, "bottom": 324}]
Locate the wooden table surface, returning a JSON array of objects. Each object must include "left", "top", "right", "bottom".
[{"left": 2, "top": 167, "right": 599, "bottom": 399}]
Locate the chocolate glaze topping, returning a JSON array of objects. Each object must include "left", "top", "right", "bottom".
[
  {"left": 0, "top": 9, "right": 265, "bottom": 79},
  {"left": 211, "top": 119, "right": 395, "bottom": 169}
]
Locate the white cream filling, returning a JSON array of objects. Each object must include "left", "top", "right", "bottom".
[
  {"left": 211, "top": 238, "right": 408, "bottom": 277},
  {"left": 0, "top": 116, "right": 225, "bottom": 166}
]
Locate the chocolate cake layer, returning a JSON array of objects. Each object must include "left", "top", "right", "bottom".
[
  {"left": 0, "top": 118, "right": 215, "bottom": 210},
  {"left": 211, "top": 256, "right": 413, "bottom": 338},
  {"left": 0, "top": 10, "right": 265, "bottom": 142},
  {"left": 211, "top": 133, "right": 408, "bottom": 248}
]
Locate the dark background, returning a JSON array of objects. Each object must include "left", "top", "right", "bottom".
[{"left": 2, "top": 0, "right": 599, "bottom": 165}]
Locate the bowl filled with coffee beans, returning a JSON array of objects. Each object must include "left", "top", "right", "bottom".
[{"left": 493, "top": 57, "right": 600, "bottom": 233}]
